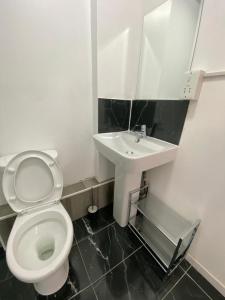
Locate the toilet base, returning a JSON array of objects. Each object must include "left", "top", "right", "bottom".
[{"left": 34, "top": 259, "right": 69, "bottom": 295}]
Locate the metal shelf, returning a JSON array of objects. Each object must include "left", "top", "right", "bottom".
[{"left": 129, "top": 188, "right": 200, "bottom": 272}]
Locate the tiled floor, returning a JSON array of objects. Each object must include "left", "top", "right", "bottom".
[{"left": 0, "top": 204, "right": 224, "bottom": 300}]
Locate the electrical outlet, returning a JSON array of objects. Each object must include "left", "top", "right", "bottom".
[{"left": 181, "top": 70, "right": 205, "bottom": 100}]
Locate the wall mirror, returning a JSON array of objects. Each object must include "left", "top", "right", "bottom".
[
  {"left": 135, "top": 0, "right": 203, "bottom": 100},
  {"left": 97, "top": 0, "right": 203, "bottom": 100}
]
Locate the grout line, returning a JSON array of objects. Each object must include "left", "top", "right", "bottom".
[
  {"left": 71, "top": 234, "right": 142, "bottom": 299},
  {"left": 68, "top": 282, "right": 93, "bottom": 300},
  {"left": 161, "top": 263, "right": 206, "bottom": 300},
  {"left": 68, "top": 229, "right": 95, "bottom": 300},
  {"left": 71, "top": 218, "right": 117, "bottom": 299},
  {"left": 161, "top": 271, "right": 187, "bottom": 300},
  {"left": 92, "top": 287, "right": 99, "bottom": 300},
  {"left": 90, "top": 245, "right": 143, "bottom": 289},
  {"left": 186, "top": 264, "right": 192, "bottom": 272},
  {"left": 76, "top": 237, "right": 99, "bottom": 300},
  {"left": 186, "top": 273, "right": 213, "bottom": 300},
  {"left": 68, "top": 239, "right": 94, "bottom": 300},
  {"left": 161, "top": 263, "right": 192, "bottom": 300},
  {"left": 180, "top": 263, "right": 192, "bottom": 273}
]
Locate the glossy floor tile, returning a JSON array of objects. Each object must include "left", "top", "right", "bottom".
[
  {"left": 0, "top": 277, "right": 37, "bottom": 300},
  {"left": 188, "top": 268, "right": 224, "bottom": 300},
  {"left": 0, "top": 204, "right": 223, "bottom": 300},
  {"left": 38, "top": 247, "right": 90, "bottom": 300},
  {"left": 164, "top": 275, "right": 211, "bottom": 300},
  {"left": 93, "top": 247, "right": 184, "bottom": 300},
  {"left": 78, "top": 222, "right": 142, "bottom": 282},
  {"left": 68, "top": 245, "right": 91, "bottom": 293},
  {"left": 73, "top": 204, "right": 114, "bottom": 243},
  {"left": 73, "top": 287, "right": 97, "bottom": 300},
  {"left": 0, "top": 251, "right": 12, "bottom": 283}
]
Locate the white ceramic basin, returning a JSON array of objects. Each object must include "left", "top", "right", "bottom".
[
  {"left": 94, "top": 131, "right": 178, "bottom": 172},
  {"left": 93, "top": 131, "right": 178, "bottom": 227}
]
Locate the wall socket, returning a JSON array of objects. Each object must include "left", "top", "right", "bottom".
[{"left": 181, "top": 70, "right": 205, "bottom": 100}]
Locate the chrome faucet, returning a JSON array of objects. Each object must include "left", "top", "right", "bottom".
[{"left": 134, "top": 124, "right": 146, "bottom": 143}]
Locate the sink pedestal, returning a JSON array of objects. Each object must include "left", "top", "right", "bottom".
[
  {"left": 93, "top": 132, "right": 178, "bottom": 228},
  {"left": 113, "top": 166, "right": 142, "bottom": 227}
]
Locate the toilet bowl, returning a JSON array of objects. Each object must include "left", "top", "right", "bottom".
[{"left": 1, "top": 150, "right": 74, "bottom": 295}]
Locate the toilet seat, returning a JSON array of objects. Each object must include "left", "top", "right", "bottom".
[{"left": 2, "top": 150, "right": 63, "bottom": 214}]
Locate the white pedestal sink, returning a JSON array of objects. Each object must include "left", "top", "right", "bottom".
[{"left": 93, "top": 131, "right": 178, "bottom": 227}]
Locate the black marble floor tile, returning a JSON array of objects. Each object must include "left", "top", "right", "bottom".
[
  {"left": 0, "top": 251, "right": 13, "bottom": 283},
  {"left": 73, "top": 204, "right": 114, "bottom": 243},
  {"left": 78, "top": 223, "right": 142, "bottom": 282},
  {"left": 164, "top": 275, "right": 211, "bottom": 300},
  {"left": 69, "top": 245, "right": 91, "bottom": 292},
  {"left": 188, "top": 268, "right": 225, "bottom": 300},
  {"left": 38, "top": 245, "right": 91, "bottom": 300},
  {"left": 0, "top": 276, "right": 37, "bottom": 300},
  {"left": 73, "top": 287, "right": 97, "bottom": 300},
  {"left": 93, "top": 247, "right": 184, "bottom": 300}
]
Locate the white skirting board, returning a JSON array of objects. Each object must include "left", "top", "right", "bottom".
[{"left": 187, "top": 254, "right": 225, "bottom": 297}]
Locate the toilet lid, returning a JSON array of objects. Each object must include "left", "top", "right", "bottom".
[{"left": 2, "top": 150, "right": 63, "bottom": 213}]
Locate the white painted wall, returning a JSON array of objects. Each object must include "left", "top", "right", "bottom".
[
  {"left": 97, "top": 0, "right": 143, "bottom": 100},
  {"left": 0, "top": 0, "right": 95, "bottom": 204},
  {"left": 148, "top": 0, "right": 225, "bottom": 295}
]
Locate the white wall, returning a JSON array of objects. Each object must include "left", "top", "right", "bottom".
[
  {"left": 148, "top": 0, "right": 225, "bottom": 295},
  {"left": 0, "top": 0, "right": 95, "bottom": 202},
  {"left": 97, "top": 0, "right": 143, "bottom": 100}
]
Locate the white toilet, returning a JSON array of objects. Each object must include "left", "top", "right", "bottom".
[{"left": 1, "top": 150, "right": 74, "bottom": 295}]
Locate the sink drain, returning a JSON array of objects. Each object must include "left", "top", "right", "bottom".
[{"left": 125, "top": 151, "right": 134, "bottom": 155}]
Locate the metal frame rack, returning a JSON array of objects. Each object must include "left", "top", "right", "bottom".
[{"left": 128, "top": 185, "right": 200, "bottom": 274}]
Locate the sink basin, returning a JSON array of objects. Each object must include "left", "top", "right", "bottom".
[
  {"left": 93, "top": 131, "right": 178, "bottom": 227},
  {"left": 93, "top": 131, "right": 178, "bottom": 172}
]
